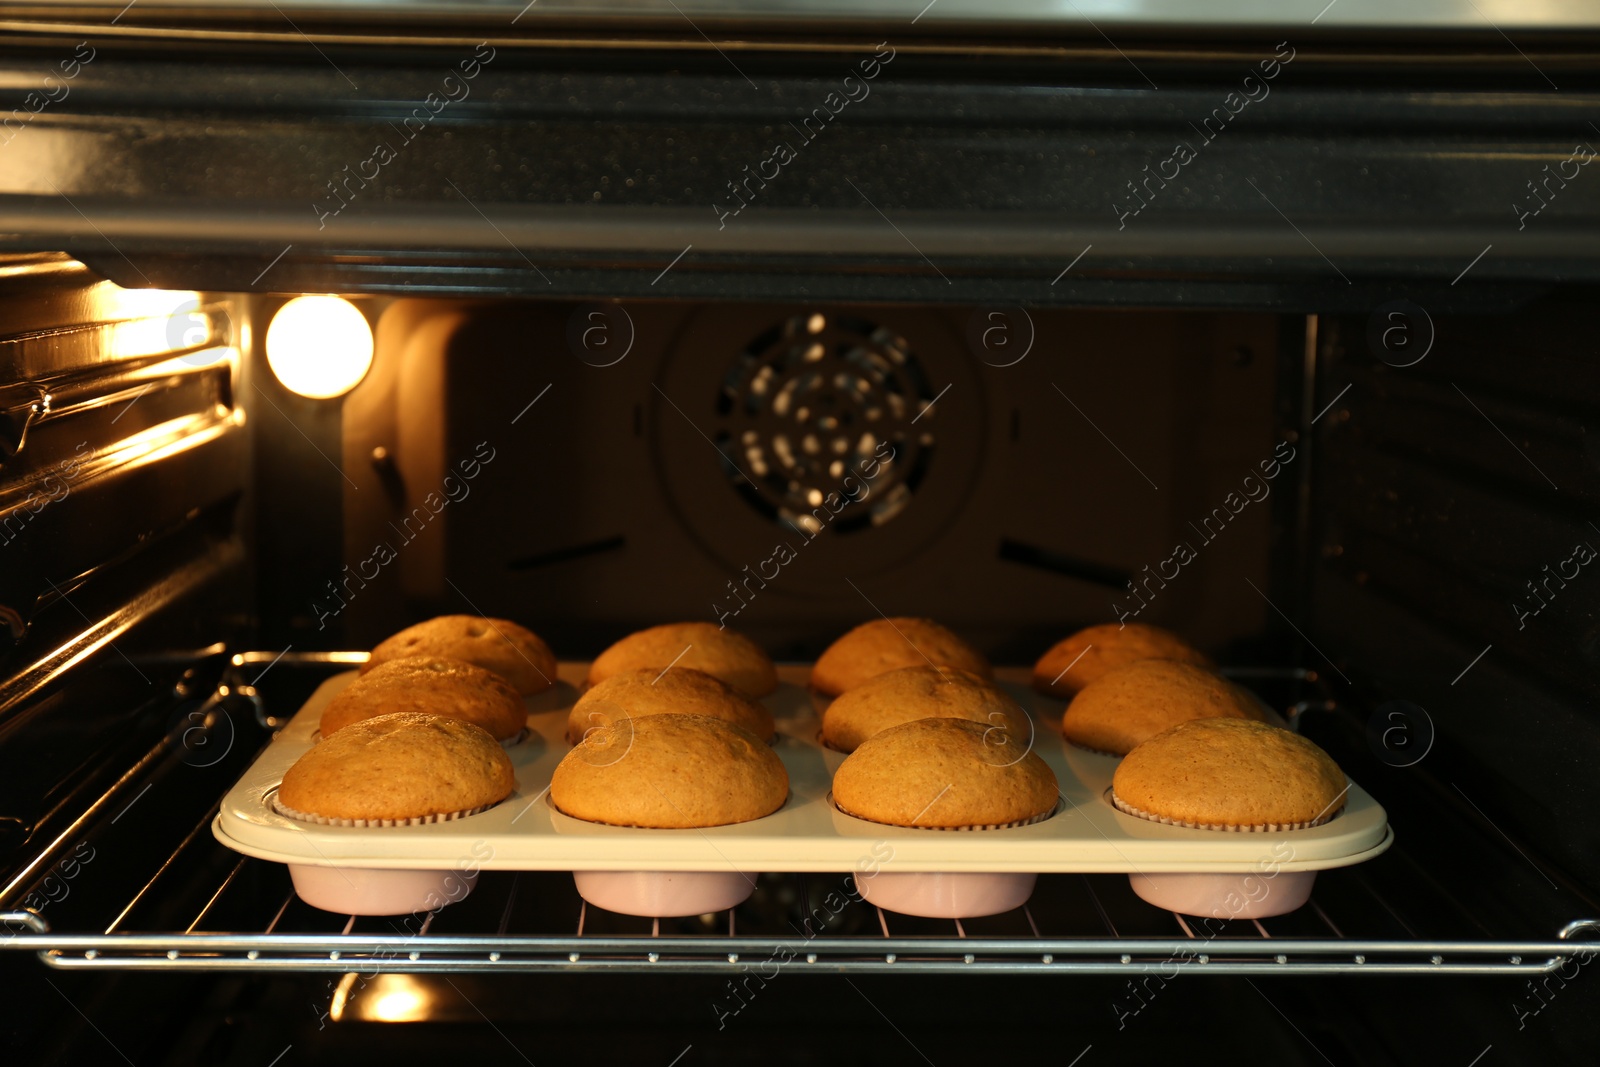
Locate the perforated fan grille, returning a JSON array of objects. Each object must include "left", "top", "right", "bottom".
[{"left": 713, "top": 313, "right": 935, "bottom": 535}]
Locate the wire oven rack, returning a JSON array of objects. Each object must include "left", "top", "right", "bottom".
[{"left": 3, "top": 652, "right": 1595, "bottom": 976}]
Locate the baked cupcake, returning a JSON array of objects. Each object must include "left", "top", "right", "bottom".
[
  {"left": 365, "top": 615, "right": 556, "bottom": 695},
  {"left": 322, "top": 656, "right": 527, "bottom": 741},
  {"left": 822, "top": 665, "right": 1029, "bottom": 754},
  {"left": 586, "top": 622, "right": 778, "bottom": 699},
  {"left": 1111, "top": 717, "right": 1347, "bottom": 831},
  {"left": 1032, "top": 622, "right": 1211, "bottom": 698},
  {"left": 551, "top": 714, "right": 788, "bottom": 828},
  {"left": 832, "top": 718, "right": 1057, "bottom": 829},
  {"left": 1061, "top": 659, "right": 1266, "bottom": 756},
  {"left": 567, "top": 666, "right": 775, "bottom": 744},
  {"left": 811, "top": 617, "right": 992, "bottom": 696},
  {"left": 276, "top": 712, "right": 516, "bottom": 826}
]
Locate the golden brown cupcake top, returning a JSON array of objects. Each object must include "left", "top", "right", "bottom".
[
  {"left": 822, "top": 665, "right": 1030, "bottom": 754},
  {"left": 832, "top": 718, "right": 1058, "bottom": 829},
  {"left": 1112, "top": 718, "right": 1347, "bottom": 829},
  {"left": 323, "top": 656, "right": 527, "bottom": 741},
  {"left": 568, "top": 666, "right": 775, "bottom": 744},
  {"left": 551, "top": 714, "right": 788, "bottom": 828},
  {"left": 1033, "top": 622, "right": 1211, "bottom": 698},
  {"left": 810, "top": 617, "right": 992, "bottom": 696},
  {"left": 1061, "top": 659, "right": 1266, "bottom": 756},
  {"left": 365, "top": 615, "right": 556, "bottom": 695},
  {"left": 586, "top": 622, "right": 778, "bottom": 699},
  {"left": 278, "top": 712, "right": 516, "bottom": 822}
]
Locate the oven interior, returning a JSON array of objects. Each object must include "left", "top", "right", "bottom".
[
  {"left": 1, "top": 260, "right": 1595, "bottom": 1063},
  {"left": 3, "top": 4, "right": 1600, "bottom": 1060}
]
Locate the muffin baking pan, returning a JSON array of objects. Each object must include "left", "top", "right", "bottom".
[{"left": 213, "top": 663, "right": 1392, "bottom": 918}]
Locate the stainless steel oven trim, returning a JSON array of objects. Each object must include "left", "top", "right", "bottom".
[{"left": 12, "top": 0, "right": 1600, "bottom": 33}]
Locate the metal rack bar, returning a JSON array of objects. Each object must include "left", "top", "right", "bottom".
[
  {"left": 15, "top": 955, "right": 1583, "bottom": 975},
  {"left": 103, "top": 801, "right": 221, "bottom": 934},
  {"left": 29, "top": 961, "right": 1581, "bottom": 975},
  {"left": 15, "top": 845, "right": 1586, "bottom": 975},
  {"left": 5, "top": 903, "right": 1595, "bottom": 975},
  {"left": 495, "top": 874, "right": 520, "bottom": 937},
  {"left": 0, "top": 720, "right": 188, "bottom": 907},
  {"left": 5, "top": 931, "right": 1583, "bottom": 958},
  {"left": 1081, "top": 875, "right": 1119, "bottom": 937},
  {"left": 263, "top": 892, "right": 294, "bottom": 936},
  {"left": 185, "top": 857, "right": 249, "bottom": 934},
  {"left": 1311, "top": 900, "right": 1345, "bottom": 939},
  {"left": 228, "top": 650, "right": 369, "bottom": 668}
]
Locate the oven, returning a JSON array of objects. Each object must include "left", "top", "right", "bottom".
[{"left": 1, "top": 2, "right": 1597, "bottom": 1064}]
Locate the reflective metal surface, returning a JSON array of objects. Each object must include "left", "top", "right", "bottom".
[
  {"left": 10, "top": 0, "right": 1600, "bottom": 31},
  {"left": 3, "top": 48, "right": 1596, "bottom": 303}
]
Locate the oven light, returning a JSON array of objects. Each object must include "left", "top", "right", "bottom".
[
  {"left": 357, "top": 975, "right": 433, "bottom": 1022},
  {"left": 368, "top": 987, "right": 426, "bottom": 1022},
  {"left": 265, "top": 295, "right": 374, "bottom": 398}
]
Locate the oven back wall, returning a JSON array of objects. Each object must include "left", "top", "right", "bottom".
[{"left": 333, "top": 301, "right": 1282, "bottom": 661}]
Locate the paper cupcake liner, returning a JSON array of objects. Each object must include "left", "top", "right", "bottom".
[
  {"left": 832, "top": 795, "right": 1059, "bottom": 832},
  {"left": 271, "top": 791, "right": 499, "bottom": 828},
  {"left": 1110, "top": 791, "right": 1340, "bottom": 833}
]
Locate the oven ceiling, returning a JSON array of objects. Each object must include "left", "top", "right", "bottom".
[
  {"left": 0, "top": 12, "right": 1595, "bottom": 304},
  {"left": 10, "top": 0, "right": 1600, "bottom": 32}
]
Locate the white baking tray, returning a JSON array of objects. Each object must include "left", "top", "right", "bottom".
[{"left": 212, "top": 664, "right": 1392, "bottom": 875}]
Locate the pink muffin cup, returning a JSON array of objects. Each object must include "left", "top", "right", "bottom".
[
  {"left": 1127, "top": 869, "right": 1317, "bottom": 920},
  {"left": 1111, "top": 791, "right": 1336, "bottom": 918},
  {"left": 855, "top": 871, "right": 1039, "bottom": 919},
  {"left": 832, "top": 797, "right": 1055, "bottom": 918},
  {"left": 551, "top": 797, "right": 768, "bottom": 918},
  {"left": 571, "top": 870, "right": 758, "bottom": 917},
  {"left": 287, "top": 865, "right": 480, "bottom": 917},
  {"left": 271, "top": 792, "right": 495, "bottom": 916}
]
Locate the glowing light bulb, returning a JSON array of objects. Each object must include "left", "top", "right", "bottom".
[
  {"left": 369, "top": 988, "right": 425, "bottom": 1022},
  {"left": 264, "top": 295, "right": 373, "bottom": 398}
]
